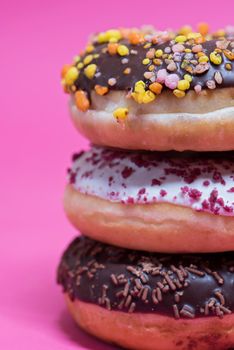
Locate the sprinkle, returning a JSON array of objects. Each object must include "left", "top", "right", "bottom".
[
  {"left": 165, "top": 74, "right": 179, "bottom": 90},
  {"left": 173, "top": 89, "right": 185, "bottom": 98},
  {"left": 113, "top": 107, "right": 129, "bottom": 121},
  {"left": 83, "top": 54, "right": 93, "bottom": 65},
  {"left": 84, "top": 64, "right": 97, "bottom": 79},
  {"left": 214, "top": 71, "right": 223, "bottom": 84},
  {"left": 175, "top": 35, "right": 187, "bottom": 43},
  {"left": 177, "top": 79, "right": 190, "bottom": 91},
  {"left": 149, "top": 82, "right": 163, "bottom": 95},
  {"left": 210, "top": 51, "right": 222, "bottom": 65},
  {"left": 124, "top": 67, "right": 131, "bottom": 75},
  {"left": 64, "top": 66, "right": 79, "bottom": 85},
  {"left": 117, "top": 45, "right": 129, "bottom": 56},
  {"left": 198, "top": 55, "right": 209, "bottom": 63},
  {"left": 156, "top": 69, "right": 168, "bottom": 83},
  {"left": 94, "top": 85, "right": 108, "bottom": 95},
  {"left": 172, "top": 43, "right": 185, "bottom": 53},
  {"left": 74, "top": 90, "right": 90, "bottom": 112},
  {"left": 223, "top": 49, "right": 234, "bottom": 60},
  {"left": 108, "top": 78, "right": 117, "bottom": 86},
  {"left": 167, "top": 61, "right": 177, "bottom": 72},
  {"left": 198, "top": 22, "right": 209, "bottom": 36},
  {"left": 155, "top": 49, "right": 163, "bottom": 57},
  {"left": 142, "top": 58, "right": 150, "bottom": 65},
  {"left": 206, "top": 80, "right": 216, "bottom": 89},
  {"left": 107, "top": 43, "right": 119, "bottom": 55},
  {"left": 129, "top": 32, "right": 143, "bottom": 45},
  {"left": 173, "top": 304, "right": 180, "bottom": 319}
]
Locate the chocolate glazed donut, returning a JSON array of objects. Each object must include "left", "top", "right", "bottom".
[
  {"left": 61, "top": 26, "right": 234, "bottom": 151},
  {"left": 57, "top": 236, "right": 234, "bottom": 350}
]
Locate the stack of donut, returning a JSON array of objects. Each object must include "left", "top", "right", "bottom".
[{"left": 57, "top": 24, "right": 234, "bottom": 350}]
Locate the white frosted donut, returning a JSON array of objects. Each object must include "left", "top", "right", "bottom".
[{"left": 64, "top": 147, "right": 234, "bottom": 253}]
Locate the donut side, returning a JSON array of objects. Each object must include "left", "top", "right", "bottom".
[
  {"left": 64, "top": 185, "right": 234, "bottom": 253},
  {"left": 70, "top": 89, "right": 234, "bottom": 151},
  {"left": 65, "top": 296, "right": 234, "bottom": 350}
]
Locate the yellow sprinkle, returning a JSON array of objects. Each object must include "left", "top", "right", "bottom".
[
  {"left": 187, "top": 32, "right": 202, "bottom": 40},
  {"left": 184, "top": 74, "right": 192, "bottom": 82},
  {"left": 184, "top": 48, "right": 192, "bottom": 53},
  {"left": 226, "top": 63, "right": 232, "bottom": 70},
  {"left": 97, "top": 29, "right": 122, "bottom": 43},
  {"left": 73, "top": 55, "right": 81, "bottom": 64},
  {"left": 198, "top": 55, "right": 209, "bottom": 63},
  {"left": 210, "top": 51, "right": 222, "bottom": 65},
  {"left": 148, "top": 64, "right": 155, "bottom": 71},
  {"left": 77, "top": 62, "right": 84, "bottom": 69},
  {"left": 83, "top": 54, "right": 93, "bottom": 65},
  {"left": 142, "top": 58, "right": 150, "bottom": 65},
  {"left": 84, "top": 64, "right": 97, "bottom": 79},
  {"left": 173, "top": 89, "right": 186, "bottom": 98},
  {"left": 175, "top": 35, "right": 187, "bottom": 43},
  {"left": 177, "top": 79, "right": 190, "bottom": 91},
  {"left": 134, "top": 80, "right": 145, "bottom": 93},
  {"left": 153, "top": 58, "right": 162, "bottom": 65},
  {"left": 64, "top": 67, "right": 79, "bottom": 85},
  {"left": 109, "top": 37, "right": 118, "bottom": 43},
  {"left": 179, "top": 25, "right": 192, "bottom": 35},
  {"left": 144, "top": 43, "right": 151, "bottom": 49},
  {"left": 113, "top": 107, "right": 129, "bottom": 120},
  {"left": 197, "top": 52, "right": 205, "bottom": 57},
  {"left": 142, "top": 90, "right": 155, "bottom": 103},
  {"left": 155, "top": 49, "right": 163, "bottom": 58},
  {"left": 86, "top": 45, "right": 94, "bottom": 53},
  {"left": 117, "top": 45, "right": 129, "bottom": 56},
  {"left": 94, "top": 54, "right": 99, "bottom": 59}
]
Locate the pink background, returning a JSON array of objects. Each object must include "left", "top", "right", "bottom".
[{"left": 1, "top": 0, "right": 234, "bottom": 348}]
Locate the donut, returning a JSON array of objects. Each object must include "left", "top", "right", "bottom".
[
  {"left": 57, "top": 236, "right": 234, "bottom": 350},
  {"left": 64, "top": 147, "right": 234, "bottom": 253},
  {"left": 61, "top": 25, "right": 234, "bottom": 151}
]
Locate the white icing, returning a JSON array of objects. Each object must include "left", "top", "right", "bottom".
[{"left": 69, "top": 147, "right": 234, "bottom": 216}]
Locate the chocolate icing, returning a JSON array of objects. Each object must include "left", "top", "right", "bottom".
[
  {"left": 57, "top": 236, "right": 234, "bottom": 319},
  {"left": 74, "top": 39, "right": 234, "bottom": 97}
]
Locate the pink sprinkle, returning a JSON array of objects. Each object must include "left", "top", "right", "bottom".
[
  {"left": 138, "top": 188, "right": 146, "bottom": 195},
  {"left": 188, "top": 189, "right": 202, "bottom": 200},
  {"left": 203, "top": 180, "right": 210, "bottom": 187},
  {"left": 121, "top": 166, "right": 134, "bottom": 179},
  {"left": 151, "top": 178, "right": 162, "bottom": 186},
  {"left": 165, "top": 74, "right": 179, "bottom": 90},
  {"left": 172, "top": 43, "right": 185, "bottom": 53},
  {"left": 160, "top": 189, "right": 167, "bottom": 197},
  {"left": 194, "top": 84, "right": 202, "bottom": 94},
  {"left": 156, "top": 69, "right": 168, "bottom": 83},
  {"left": 227, "top": 187, "right": 234, "bottom": 193}
]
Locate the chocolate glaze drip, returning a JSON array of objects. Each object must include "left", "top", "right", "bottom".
[
  {"left": 74, "top": 39, "right": 234, "bottom": 98},
  {"left": 57, "top": 236, "right": 234, "bottom": 319}
]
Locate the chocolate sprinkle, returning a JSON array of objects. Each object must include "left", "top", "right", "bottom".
[{"left": 57, "top": 236, "right": 234, "bottom": 319}]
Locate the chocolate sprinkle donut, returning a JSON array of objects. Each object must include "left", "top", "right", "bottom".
[
  {"left": 57, "top": 236, "right": 234, "bottom": 319},
  {"left": 61, "top": 25, "right": 234, "bottom": 115}
]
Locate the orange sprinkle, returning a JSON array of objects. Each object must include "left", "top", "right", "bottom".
[
  {"left": 107, "top": 43, "right": 119, "bottom": 55},
  {"left": 75, "top": 90, "right": 90, "bottom": 112},
  {"left": 61, "top": 64, "right": 71, "bottom": 78},
  {"left": 123, "top": 67, "right": 131, "bottom": 75},
  {"left": 94, "top": 85, "right": 109, "bottom": 95},
  {"left": 149, "top": 82, "right": 163, "bottom": 95},
  {"left": 129, "top": 32, "right": 143, "bottom": 45},
  {"left": 198, "top": 23, "right": 209, "bottom": 36}
]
